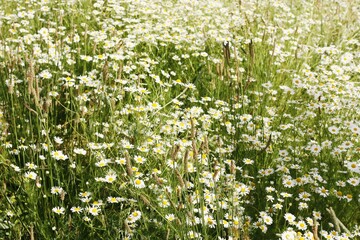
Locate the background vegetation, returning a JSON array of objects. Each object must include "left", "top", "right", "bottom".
[{"left": 0, "top": 0, "right": 360, "bottom": 239}]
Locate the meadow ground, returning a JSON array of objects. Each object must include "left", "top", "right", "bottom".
[{"left": 0, "top": 0, "right": 360, "bottom": 239}]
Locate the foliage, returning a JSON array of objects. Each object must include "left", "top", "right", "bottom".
[{"left": 0, "top": 0, "right": 360, "bottom": 239}]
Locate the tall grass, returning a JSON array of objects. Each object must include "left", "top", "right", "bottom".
[{"left": 1, "top": 0, "right": 360, "bottom": 239}]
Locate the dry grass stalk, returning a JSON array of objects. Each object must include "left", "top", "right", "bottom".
[
  {"left": 190, "top": 118, "right": 198, "bottom": 159},
  {"left": 326, "top": 207, "right": 350, "bottom": 234},
  {"left": 175, "top": 169, "right": 185, "bottom": 189},
  {"left": 125, "top": 151, "right": 133, "bottom": 177},
  {"left": 140, "top": 195, "right": 151, "bottom": 207},
  {"left": 312, "top": 216, "right": 319, "bottom": 240}
]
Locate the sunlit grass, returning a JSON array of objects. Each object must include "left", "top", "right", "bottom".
[{"left": 0, "top": 0, "right": 360, "bottom": 239}]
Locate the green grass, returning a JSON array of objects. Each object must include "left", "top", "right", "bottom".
[{"left": 1, "top": 0, "right": 360, "bottom": 239}]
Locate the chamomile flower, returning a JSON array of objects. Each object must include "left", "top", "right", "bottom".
[
  {"left": 54, "top": 136, "right": 63, "bottom": 144},
  {"left": 128, "top": 210, "right": 141, "bottom": 223},
  {"left": 204, "top": 214, "right": 216, "bottom": 228},
  {"left": 104, "top": 173, "right": 117, "bottom": 183},
  {"left": 87, "top": 206, "right": 101, "bottom": 216},
  {"left": 243, "top": 158, "right": 254, "bottom": 165},
  {"left": 52, "top": 206, "right": 65, "bottom": 215},
  {"left": 281, "top": 229, "right": 297, "bottom": 240},
  {"left": 284, "top": 213, "right": 296, "bottom": 224},
  {"left": 187, "top": 231, "right": 200, "bottom": 239},
  {"left": 24, "top": 171, "right": 37, "bottom": 180},
  {"left": 74, "top": 148, "right": 87, "bottom": 155},
  {"left": 133, "top": 178, "right": 145, "bottom": 188},
  {"left": 134, "top": 155, "right": 146, "bottom": 164},
  {"left": 25, "top": 162, "right": 38, "bottom": 170},
  {"left": 297, "top": 220, "right": 307, "bottom": 230},
  {"left": 328, "top": 126, "right": 339, "bottom": 134},
  {"left": 310, "top": 144, "right": 321, "bottom": 155},
  {"left": 263, "top": 215, "right": 273, "bottom": 225},
  {"left": 51, "top": 150, "right": 68, "bottom": 160},
  {"left": 165, "top": 214, "right": 175, "bottom": 222},
  {"left": 158, "top": 199, "right": 170, "bottom": 208},
  {"left": 70, "top": 206, "right": 83, "bottom": 214},
  {"left": 51, "top": 186, "right": 64, "bottom": 195},
  {"left": 107, "top": 196, "right": 120, "bottom": 203}
]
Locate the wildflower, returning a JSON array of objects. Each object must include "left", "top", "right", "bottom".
[
  {"left": 259, "top": 224, "right": 268, "bottom": 233},
  {"left": 159, "top": 199, "right": 170, "bottom": 208},
  {"left": 313, "top": 211, "right": 322, "bottom": 221},
  {"left": 51, "top": 150, "right": 68, "bottom": 160},
  {"left": 310, "top": 144, "right": 321, "bottom": 155},
  {"left": 317, "top": 186, "right": 329, "bottom": 197},
  {"left": 232, "top": 217, "right": 241, "bottom": 229},
  {"left": 165, "top": 214, "right": 175, "bottom": 222},
  {"left": 70, "top": 206, "right": 83, "bottom": 213},
  {"left": 4, "top": 142, "right": 12, "bottom": 148},
  {"left": 115, "top": 158, "right": 126, "bottom": 165},
  {"left": 166, "top": 159, "right": 178, "bottom": 169},
  {"left": 104, "top": 172, "right": 117, "bottom": 183},
  {"left": 263, "top": 215, "right": 273, "bottom": 225},
  {"left": 281, "top": 229, "right": 297, "bottom": 240},
  {"left": 219, "top": 200, "right": 228, "bottom": 209},
  {"left": 243, "top": 158, "right": 254, "bottom": 164},
  {"left": 279, "top": 150, "right": 289, "bottom": 157},
  {"left": 344, "top": 194, "right": 353, "bottom": 202},
  {"left": 221, "top": 219, "right": 230, "bottom": 228},
  {"left": 340, "top": 52, "right": 353, "bottom": 64},
  {"left": 128, "top": 210, "right": 141, "bottom": 223},
  {"left": 52, "top": 206, "right": 65, "bottom": 215},
  {"left": 347, "top": 177, "right": 360, "bottom": 186},
  {"left": 39, "top": 70, "right": 52, "bottom": 79},
  {"left": 239, "top": 114, "right": 252, "bottom": 124},
  {"left": 304, "top": 231, "right": 314, "bottom": 239},
  {"left": 54, "top": 136, "right": 63, "bottom": 144},
  {"left": 95, "top": 159, "right": 110, "bottom": 167},
  {"left": 265, "top": 186, "right": 276, "bottom": 193},
  {"left": 298, "top": 202, "right": 308, "bottom": 210},
  {"left": 266, "top": 195, "right": 275, "bottom": 202},
  {"left": 328, "top": 126, "right": 339, "bottom": 134},
  {"left": 349, "top": 123, "right": 360, "bottom": 134},
  {"left": 284, "top": 213, "right": 296, "bottom": 224},
  {"left": 341, "top": 141, "right": 353, "bottom": 149},
  {"left": 25, "top": 162, "right": 38, "bottom": 170},
  {"left": 134, "top": 155, "right": 146, "bottom": 164},
  {"left": 306, "top": 217, "right": 314, "bottom": 227},
  {"left": 322, "top": 140, "right": 332, "bottom": 149},
  {"left": 297, "top": 220, "right": 307, "bottom": 230},
  {"left": 87, "top": 206, "right": 101, "bottom": 216},
  {"left": 107, "top": 196, "right": 120, "bottom": 203},
  {"left": 236, "top": 183, "right": 250, "bottom": 196},
  {"left": 74, "top": 148, "right": 87, "bottom": 155},
  {"left": 51, "top": 186, "right": 64, "bottom": 195},
  {"left": 330, "top": 65, "right": 344, "bottom": 76},
  {"left": 133, "top": 178, "right": 145, "bottom": 188},
  {"left": 92, "top": 200, "right": 103, "bottom": 207},
  {"left": 148, "top": 101, "right": 161, "bottom": 110},
  {"left": 299, "top": 192, "right": 311, "bottom": 201},
  {"left": 80, "top": 55, "right": 93, "bottom": 62},
  {"left": 24, "top": 171, "right": 37, "bottom": 180},
  {"left": 204, "top": 214, "right": 216, "bottom": 228},
  {"left": 79, "top": 192, "right": 91, "bottom": 198},
  {"left": 281, "top": 192, "right": 293, "bottom": 198},
  {"left": 283, "top": 178, "right": 296, "bottom": 188},
  {"left": 273, "top": 203, "right": 283, "bottom": 210},
  {"left": 122, "top": 141, "right": 134, "bottom": 149},
  {"left": 187, "top": 231, "right": 200, "bottom": 239},
  {"left": 346, "top": 161, "right": 360, "bottom": 173}
]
